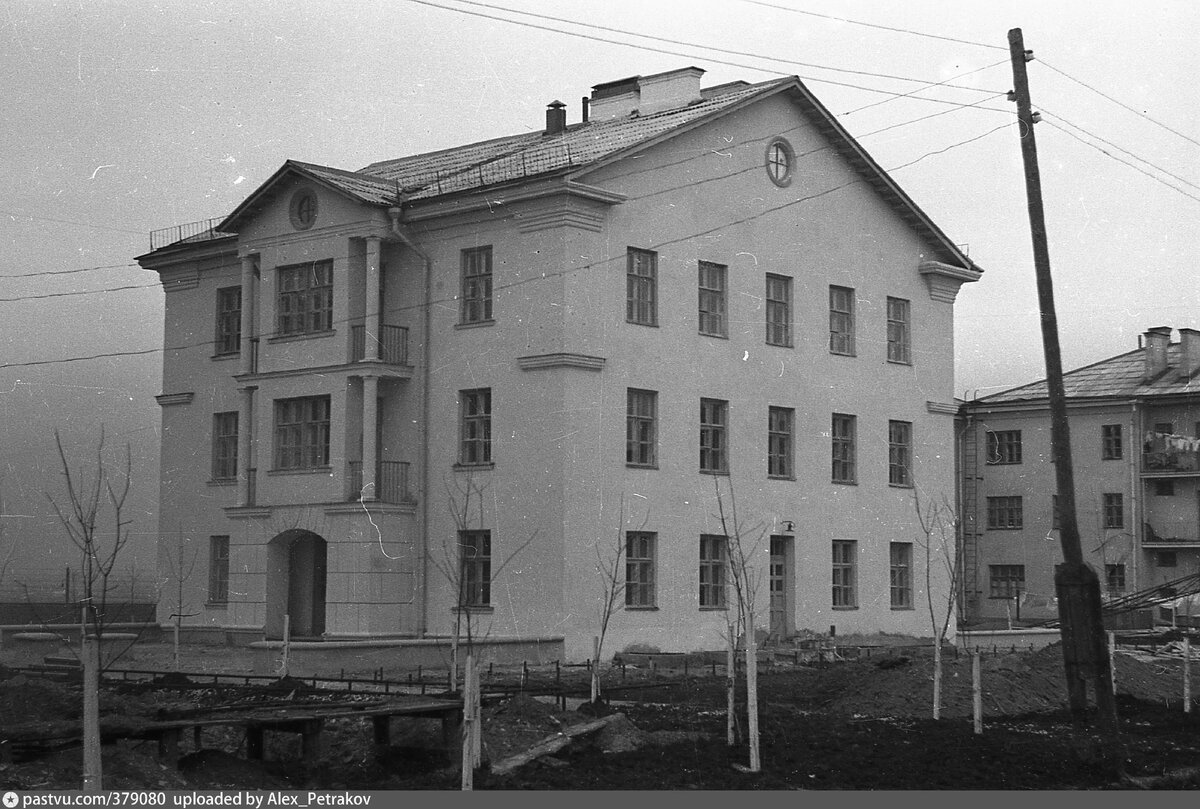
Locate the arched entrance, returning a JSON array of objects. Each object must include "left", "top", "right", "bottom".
[{"left": 265, "top": 530, "right": 327, "bottom": 640}]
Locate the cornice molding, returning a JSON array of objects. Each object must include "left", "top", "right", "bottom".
[
  {"left": 918, "top": 260, "right": 981, "bottom": 303},
  {"left": 517, "top": 352, "right": 607, "bottom": 371},
  {"left": 925, "top": 401, "right": 959, "bottom": 416},
  {"left": 155, "top": 392, "right": 195, "bottom": 407}
]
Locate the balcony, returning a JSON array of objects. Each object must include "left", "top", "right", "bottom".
[
  {"left": 347, "top": 460, "right": 412, "bottom": 504},
  {"left": 1142, "top": 434, "right": 1200, "bottom": 475},
  {"left": 1143, "top": 522, "right": 1200, "bottom": 549},
  {"left": 351, "top": 325, "right": 408, "bottom": 365}
]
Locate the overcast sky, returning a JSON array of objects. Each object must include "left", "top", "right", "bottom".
[{"left": 2, "top": 0, "right": 1197, "bottom": 579}]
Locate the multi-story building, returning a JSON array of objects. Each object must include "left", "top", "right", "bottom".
[
  {"left": 960, "top": 326, "right": 1200, "bottom": 625},
  {"left": 139, "top": 67, "right": 981, "bottom": 661}
]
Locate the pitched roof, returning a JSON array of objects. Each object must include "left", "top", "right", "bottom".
[{"left": 974, "top": 344, "right": 1200, "bottom": 405}]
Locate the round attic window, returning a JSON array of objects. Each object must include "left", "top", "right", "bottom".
[
  {"left": 765, "top": 137, "right": 795, "bottom": 187},
  {"left": 289, "top": 188, "right": 318, "bottom": 230}
]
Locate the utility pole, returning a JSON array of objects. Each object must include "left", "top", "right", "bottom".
[{"left": 1007, "top": 28, "right": 1117, "bottom": 731}]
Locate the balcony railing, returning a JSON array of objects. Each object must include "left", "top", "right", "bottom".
[
  {"left": 1143, "top": 522, "right": 1200, "bottom": 548},
  {"left": 347, "top": 460, "right": 412, "bottom": 504},
  {"left": 149, "top": 217, "right": 235, "bottom": 251},
  {"left": 351, "top": 324, "right": 408, "bottom": 365},
  {"left": 1142, "top": 434, "right": 1200, "bottom": 474}
]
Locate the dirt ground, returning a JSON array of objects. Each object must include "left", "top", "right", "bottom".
[{"left": 2, "top": 637, "right": 1199, "bottom": 790}]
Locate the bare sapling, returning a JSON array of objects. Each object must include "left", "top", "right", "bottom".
[
  {"left": 163, "top": 527, "right": 198, "bottom": 671},
  {"left": 432, "top": 472, "right": 535, "bottom": 692},
  {"left": 592, "top": 495, "right": 654, "bottom": 703},
  {"left": 913, "top": 484, "right": 962, "bottom": 720},
  {"left": 46, "top": 427, "right": 135, "bottom": 669}
]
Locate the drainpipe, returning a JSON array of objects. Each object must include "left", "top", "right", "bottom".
[{"left": 388, "top": 205, "right": 433, "bottom": 638}]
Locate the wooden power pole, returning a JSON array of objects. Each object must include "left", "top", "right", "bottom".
[{"left": 1007, "top": 27, "right": 1118, "bottom": 730}]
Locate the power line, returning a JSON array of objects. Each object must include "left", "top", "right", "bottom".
[
  {"left": 843, "top": 60, "right": 1008, "bottom": 115},
  {"left": 1040, "top": 60, "right": 1200, "bottom": 151},
  {"left": 1, "top": 262, "right": 145, "bottom": 279},
  {"left": 0, "top": 208, "right": 146, "bottom": 237},
  {"left": 738, "top": 0, "right": 1007, "bottom": 51},
  {"left": 406, "top": 0, "right": 1005, "bottom": 109},
  {"left": 0, "top": 282, "right": 160, "bottom": 304},
  {"left": 445, "top": 0, "right": 1005, "bottom": 95}
]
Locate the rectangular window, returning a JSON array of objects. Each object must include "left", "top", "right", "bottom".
[
  {"left": 208, "top": 536, "right": 230, "bottom": 604},
  {"left": 459, "top": 388, "right": 492, "bottom": 465},
  {"left": 765, "top": 274, "right": 792, "bottom": 346},
  {"left": 831, "top": 413, "right": 856, "bottom": 484},
  {"left": 277, "top": 260, "right": 333, "bottom": 336},
  {"left": 211, "top": 412, "right": 239, "bottom": 480},
  {"left": 697, "top": 261, "right": 727, "bottom": 337},
  {"left": 1102, "top": 493, "right": 1124, "bottom": 528},
  {"left": 886, "top": 297, "right": 911, "bottom": 364},
  {"left": 1154, "top": 479, "right": 1175, "bottom": 497},
  {"left": 767, "top": 406, "right": 794, "bottom": 478},
  {"left": 1105, "top": 563, "right": 1126, "bottom": 592},
  {"left": 700, "top": 398, "right": 728, "bottom": 474},
  {"left": 1154, "top": 421, "right": 1174, "bottom": 436},
  {"left": 829, "top": 285, "right": 855, "bottom": 355},
  {"left": 1101, "top": 424, "right": 1122, "bottom": 460},
  {"left": 625, "top": 531, "right": 656, "bottom": 608},
  {"left": 832, "top": 540, "right": 857, "bottom": 608},
  {"left": 459, "top": 530, "right": 491, "bottom": 607},
  {"left": 273, "top": 396, "right": 331, "bottom": 470},
  {"left": 626, "top": 248, "right": 658, "bottom": 326},
  {"left": 626, "top": 389, "right": 657, "bottom": 467},
  {"left": 699, "top": 534, "right": 727, "bottom": 608},
  {"left": 889, "top": 542, "right": 913, "bottom": 609},
  {"left": 986, "top": 496, "right": 1023, "bottom": 529},
  {"left": 986, "top": 430, "right": 1023, "bottom": 465},
  {"left": 888, "top": 420, "right": 912, "bottom": 486},
  {"left": 460, "top": 246, "right": 493, "bottom": 324},
  {"left": 1156, "top": 551, "right": 1178, "bottom": 568},
  {"left": 215, "top": 286, "right": 242, "bottom": 355},
  {"left": 989, "top": 564, "right": 1025, "bottom": 598}
]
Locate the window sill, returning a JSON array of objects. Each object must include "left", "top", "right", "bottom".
[
  {"left": 699, "top": 469, "right": 729, "bottom": 477},
  {"left": 211, "top": 352, "right": 240, "bottom": 361},
  {"left": 830, "top": 350, "right": 857, "bottom": 358},
  {"left": 624, "top": 605, "right": 659, "bottom": 611},
  {"left": 454, "top": 462, "right": 495, "bottom": 471},
  {"left": 625, "top": 320, "right": 659, "bottom": 328},
  {"left": 832, "top": 480, "right": 858, "bottom": 486},
  {"left": 890, "top": 605, "right": 915, "bottom": 611},
  {"left": 205, "top": 602, "right": 228, "bottom": 609},
  {"left": 451, "top": 605, "right": 494, "bottom": 614},
  {"left": 268, "top": 466, "right": 333, "bottom": 476},
  {"left": 699, "top": 331, "right": 729, "bottom": 340},
  {"left": 888, "top": 482, "right": 914, "bottom": 489},
  {"left": 208, "top": 478, "right": 236, "bottom": 487},
  {"left": 986, "top": 527, "right": 1023, "bottom": 531},
  {"left": 268, "top": 329, "right": 336, "bottom": 344},
  {"left": 886, "top": 359, "right": 912, "bottom": 367},
  {"left": 768, "top": 474, "right": 796, "bottom": 481},
  {"left": 627, "top": 462, "right": 659, "bottom": 470},
  {"left": 699, "top": 605, "right": 729, "bottom": 611},
  {"left": 765, "top": 341, "right": 794, "bottom": 349},
  {"left": 831, "top": 606, "right": 859, "bottom": 611},
  {"left": 455, "top": 319, "right": 495, "bottom": 330}
]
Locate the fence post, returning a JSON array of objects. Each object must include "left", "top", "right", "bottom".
[
  {"left": 1108, "top": 631, "right": 1116, "bottom": 699},
  {"left": 1185, "top": 637, "right": 1192, "bottom": 714},
  {"left": 972, "top": 651, "right": 983, "bottom": 735}
]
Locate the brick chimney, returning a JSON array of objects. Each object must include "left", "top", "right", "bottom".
[
  {"left": 544, "top": 100, "right": 567, "bottom": 135},
  {"left": 1178, "top": 328, "right": 1200, "bottom": 379},
  {"left": 1143, "top": 326, "right": 1172, "bottom": 381},
  {"left": 589, "top": 66, "right": 706, "bottom": 120}
]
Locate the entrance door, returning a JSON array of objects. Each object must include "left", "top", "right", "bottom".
[
  {"left": 286, "top": 533, "right": 327, "bottom": 638},
  {"left": 769, "top": 535, "right": 791, "bottom": 641}
]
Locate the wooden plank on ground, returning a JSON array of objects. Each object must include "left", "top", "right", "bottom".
[{"left": 490, "top": 715, "right": 620, "bottom": 776}]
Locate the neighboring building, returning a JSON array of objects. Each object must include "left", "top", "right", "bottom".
[
  {"left": 138, "top": 67, "right": 981, "bottom": 661},
  {"left": 960, "top": 327, "right": 1200, "bottom": 625}
]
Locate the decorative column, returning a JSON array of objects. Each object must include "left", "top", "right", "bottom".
[
  {"left": 237, "top": 386, "right": 255, "bottom": 507},
  {"left": 364, "top": 236, "right": 382, "bottom": 362},
  {"left": 239, "top": 254, "right": 257, "bottom": 375},
  {"left": 361, "top": 375, "right": 379, "bottom": 501}
]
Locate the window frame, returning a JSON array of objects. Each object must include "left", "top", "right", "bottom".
[
  {"left": 889, "top": 542, "right": 913, "bottom": 609},
  {"left": 273, "top": 395, "right": 331, "bottom": 471},
  {"left": 986, "top": 496, "right": 1024, "bottom": 529},
  {"left": 626, "top": 248, "right": 658, "bottom": 326},
  {"left": 832, "top": 539, "right": 857, "bottom": 609},
  {"left": 626, "top": 389, "right": 657, "bottom": 468},
  {"left": 1102, "top": 493, "right": 1124, "bottom": 529},
  {"left": 625, "top": 531, "right": 656, "bottom": 608},
  {"left": 985, "top": 430, "right": 1023, "bottom": 465},
  {"left": 215, "top": 286, "right": 242, "bottom": 356},
  {"left": 1105, "top": 563, "right": 1126, "bottom": 592},
  {"left": 458, "top": 529, "right": 492, "bottom": 607},
  {"left": 697, "top": 261, "right": 728, "bottom": 338},
  {"left": 767, "top": 406, "right": 794, "bottom": 479},
  {"left": 459, "top": 388, "right": 493, "bottom": 466},
  {"left": 1101, "top": 424, "right": 1123, "bottom": 460},
  {"left": 989, "top": 564, "right": 1025, "bottom": 599},
  {"left": 829, "top": 285, "right": 855, "bottom": 356},
  {"left": 831, "top": 413, "right": 857, "bottom": 484},
  {"left": 886, "top": 296, "right": 911, "bottom": 364},
  {"left": 207, "top": 535, "right": 230, "bottom": 605},
  {"left": 276, "top": 260, "right": 333, "bottom": 337},
  {"left": 888, "top": 420, "right": 913, "bottom": 487},
  {"left": 765, "top": 273, "right": 792, "bottom": 347},
  {"left": 211, "top": 411, "right": 239, "bottom": 481},
  {"left": 700, "top": 398, "right": 729, "bottom": 475},
  {"left": 699, "top": 534, "right": 727, "bottom": 609},
  {"left": 459, "top": 246, "right": 494, "bottom": 325}
]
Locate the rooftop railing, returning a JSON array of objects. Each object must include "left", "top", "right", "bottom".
[{"left": 149, "top": 217, "right": 236, "bottom": 251}]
